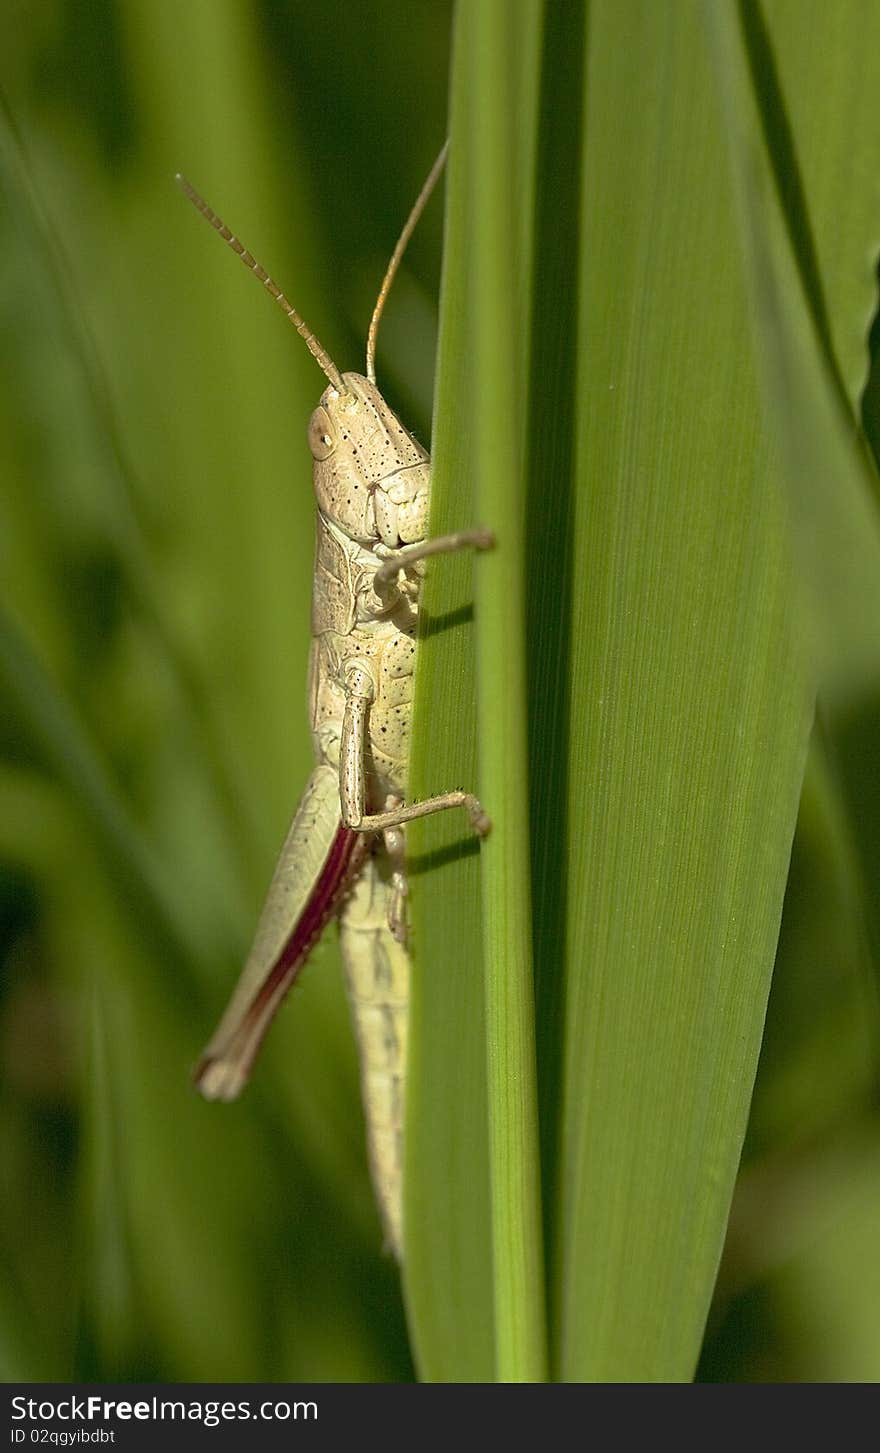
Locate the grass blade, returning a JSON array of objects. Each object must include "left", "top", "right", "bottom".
[
  {"left": 708, "top": 0, "right": 880, "bottom": 706},
  {"left": 405, "top": 0, "right": 547, "bottom": 1383},
  {"left": 555, "top": 1, "right": 813, "bottom": 1379},
  {"left": 468, "top": 0, "right": 546, "bottom": 1384}
]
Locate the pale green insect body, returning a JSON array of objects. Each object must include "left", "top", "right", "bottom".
[{"left": 181, "top": 148, "right": 491, "bottom": 1259}]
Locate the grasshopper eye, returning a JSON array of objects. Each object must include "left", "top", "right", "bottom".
[{"left": 308, "top": 406, "right": 337, "bottom": 460}]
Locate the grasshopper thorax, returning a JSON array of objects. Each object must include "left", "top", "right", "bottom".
[{"left": 308, "top": 372, "right": 430, "bottom": 550}]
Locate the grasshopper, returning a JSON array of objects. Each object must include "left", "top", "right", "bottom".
[{"left": 178, "top": 145, "right": 491, "bottom": 1257}]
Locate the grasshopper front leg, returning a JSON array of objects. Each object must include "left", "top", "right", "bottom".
[{"left": 372, "top": 526, "right": 495, "bottom": 597}]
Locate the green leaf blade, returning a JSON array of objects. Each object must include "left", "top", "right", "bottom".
[
  {"left": 405, "top": 0, "right": 547, "bottom": 1384},
  {"left": 556, "top": 1, "right": 813, "bottom": 1379}
]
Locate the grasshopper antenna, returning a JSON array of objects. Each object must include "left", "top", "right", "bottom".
[
  {"left": 176, "top": 174, "right": 346, "bottom": 395},
  {"left": 365, "top": 140, "right": 449, "bottom": 386}
]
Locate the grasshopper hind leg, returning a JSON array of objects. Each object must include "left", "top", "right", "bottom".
[{"left": 381, "top": 813, "right": 408, "bottom": 944}]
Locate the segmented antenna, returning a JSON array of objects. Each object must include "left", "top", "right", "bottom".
[
  {"left": 176, "top": 174, "right": 346, "bottom": 395},
  {"left": 365, "top": 141, "right": 449, "bottom": 385}
]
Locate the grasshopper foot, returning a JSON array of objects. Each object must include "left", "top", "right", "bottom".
[{"left": 466, "top": 797, "right": 492, "bottom": 837}]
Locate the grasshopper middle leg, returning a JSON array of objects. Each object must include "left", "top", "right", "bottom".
[{"left": 339, "top": 666, "right": 491, "bottom": 838}]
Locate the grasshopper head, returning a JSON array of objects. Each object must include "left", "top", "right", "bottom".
[
  {"left": 308, "top": 373, "right": 430, "bottom": 548},
  {"left": 176, "top": 164, "right": 443, "bottom": 553}
]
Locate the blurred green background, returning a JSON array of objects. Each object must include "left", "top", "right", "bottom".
[
  {"left": 1, "top": 0, "right": 880, "bottom": 1383},
  {"left": 0, "top": 0, "right": 453, "bottom": 1383}
]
